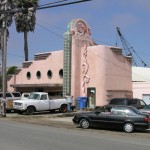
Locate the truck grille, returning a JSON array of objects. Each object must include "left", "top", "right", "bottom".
[{"left": 14, "top": 102, "right": 22, "bottom": 106}]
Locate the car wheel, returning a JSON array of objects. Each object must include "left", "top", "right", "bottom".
[
  {"left": 60, "top": 105, "right": 67, "bottom": 113},
  {"left": 26, "top": 106, "right": 35, "bottom": 115},
  {"left": 123, "top": 122, "right": 134, "bottom": 133},
  {"left": 80, "top": 118, "right": 90, "bottom": 129}
]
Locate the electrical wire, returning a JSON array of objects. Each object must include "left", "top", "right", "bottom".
[
  {"left": 37, "top": 0, "right": 92, "bottom": 10},
  {"left": 36, "top": 19, "right": 66, "bottom": 31},
  {"left": 39, "top": 0, "right": 69, "bottom": 7},
  {"left": 0, "top": 0, "right": 93, "bottom": 14}
]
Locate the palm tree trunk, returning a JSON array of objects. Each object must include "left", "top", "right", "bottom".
[{"left": 24, "top": 31, "right": 28, "bottom": 61}]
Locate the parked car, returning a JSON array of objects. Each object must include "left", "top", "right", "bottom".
[
  {"left": 140, "top": 105, "right": 150, "bottom": 115},
  {"left": 109, "top": 98, "right": 147, "bottom": 109},
  {"left": 0, "top": 92, "right": 21, "bottom": 112},
  {"left": 21, "top": 93, "right": 30, "bottom": 100},
  {"left": 72, "top": 105, "right": 150, "bottom": 133}
]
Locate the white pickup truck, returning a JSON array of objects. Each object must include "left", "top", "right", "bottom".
[{"left": 13, "top": 92, "right": 68, "bottom": 115}]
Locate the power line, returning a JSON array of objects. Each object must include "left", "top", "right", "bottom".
[
  {"left": 39, "top": 0, "right": 69, "bottom": 7},
  {"left": 0, "top": 0, "right": 93, "bottom": 14},
  {"left": 37, "top": 19, "right": 66, "bottom": 31},
  {"left": 37, "top": 22, "right": 65, "bottom": 39},
  {"left": 37, "top": 0, "right": 92, "bottom": 10}
]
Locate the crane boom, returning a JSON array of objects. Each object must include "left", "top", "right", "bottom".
[
  {"left": 116, "top": 27, "right": 148, "bottom": 67},
  {"left": 116, "top": 27, "right": 132, "bottom": 56}
]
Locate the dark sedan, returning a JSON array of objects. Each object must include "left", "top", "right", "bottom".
[{"left": 72, "top": 106, "right": 150, "bottom": 133}]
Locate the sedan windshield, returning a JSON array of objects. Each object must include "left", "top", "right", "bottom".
[{"left": 28, "top": 93, "right": 40, "bottom": 100}]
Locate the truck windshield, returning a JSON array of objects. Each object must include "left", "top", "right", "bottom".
[{"left": 28, "top": 93, "right": 40, "bottom": 100}]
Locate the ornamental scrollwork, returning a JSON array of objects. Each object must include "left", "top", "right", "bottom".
[{"left": 81, "top": 44, "right": 90, "bottom": 96}]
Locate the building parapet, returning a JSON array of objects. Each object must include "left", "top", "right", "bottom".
[
  {"left": 34, "top": 52, "right": 51, "bottom": 61},
  {"left": 125, "top": 56, "right": 132, "bottom": 63},
  {"left": 110, "top": 47, "right": 122, "bottom": 55},
  {"left": 14, "top": 68, "right": 22, "bottom": 75},
  {"left": 7, "top": 74, "right": 13, "bottom": 81},
  {"left": 22, "top": 61, "right": 33, "bottom": 68}
]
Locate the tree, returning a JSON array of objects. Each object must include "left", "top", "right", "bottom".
[
  {"left": 13, "top": 0, "right": 38, "bottom": 61},
  {"left": 0, "top": 65, "right": 17, "bottom": 91},
  {"left": 6, "top": 66, "right": 17, "bottom": 75},
  {"left": 0, "top": 0, "right": 14, "bottom": 49}
]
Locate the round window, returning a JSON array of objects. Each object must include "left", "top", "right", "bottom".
[
  {"left": 26, "top": 72, "right": 31, "bottom": 80},
  {"left": 59, "top": 69, "right": 63, "bottom": 78},
  {"left": 47, "top": 70, "right": 52, "bottom": 79},
  {"left": 36, "top": 71, "right": 41, "bottom": 79}
]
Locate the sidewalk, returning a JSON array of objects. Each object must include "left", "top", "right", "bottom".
[
  {"left": 48, "top": 116, "right": 73, "bottom": 123},
  {"left": 0, "top": 110, "right": 90, "bottom": 127}
]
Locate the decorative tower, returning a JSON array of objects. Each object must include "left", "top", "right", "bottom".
[{"left": 63, "top": 19, "right": 95, "bottom": 98}]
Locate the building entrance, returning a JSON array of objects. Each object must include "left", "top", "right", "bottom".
[{"left": 87, "top": 87, "right": 96, "bottom": 108}]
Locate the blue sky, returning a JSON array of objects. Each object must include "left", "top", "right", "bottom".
[{"left": 6, "top": 0, "right": 150, "bottom": 67}]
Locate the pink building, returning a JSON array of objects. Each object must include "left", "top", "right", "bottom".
[
  {"left": 7, "top": 19, "right": 133, "bottom": 107},
  {"left": 132, "top": 66, "right": 150, "bottom": 105}
]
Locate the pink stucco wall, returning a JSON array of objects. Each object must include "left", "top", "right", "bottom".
[
  {"left": 67, "top": 19, "right": 132, "bottom": 106},
  {"left": 82, "top": 45, "right": 132, "bottom": 106},
  {"left": 7, "top": 50, "right": 64, "bottom": 92},
  {"left": 7, "top": 45, "right": 132, "bottom": 106}
]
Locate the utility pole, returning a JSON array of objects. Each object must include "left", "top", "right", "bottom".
[{"left": 1, "top": 0, "right": 8, "bottom": 117}]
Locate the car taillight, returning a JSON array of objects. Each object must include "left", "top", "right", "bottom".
[{"left": 144, "top": 117, "right": 150, "bottom": 122}]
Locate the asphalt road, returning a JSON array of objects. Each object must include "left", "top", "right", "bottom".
[{"left": 0, "top": 119, "right": 150, "bottom": 150}]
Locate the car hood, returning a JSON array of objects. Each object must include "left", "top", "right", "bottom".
[{"left": 13, "top": 99, "right": 36, "bottom": 103}]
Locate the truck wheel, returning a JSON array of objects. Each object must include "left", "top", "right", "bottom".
[
  {"left": 26, "top": 106, "right": 35, "bottom": 115},
  {"left": 60, "top": 105, "right": 67, "bottom": 113}
]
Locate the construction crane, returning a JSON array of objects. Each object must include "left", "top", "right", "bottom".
[{"left": 116, "top": 27, "right": 148, "bottom": 67}]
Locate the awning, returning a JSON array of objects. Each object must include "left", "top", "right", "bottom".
[{"left": 10, "top": 84, "right": 63, "bottom": 88}]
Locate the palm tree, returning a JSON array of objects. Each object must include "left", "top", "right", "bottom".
[
  {"left": 0, "top": 0, "right": 14, "bottom": 49},
  {"left": 13, "top": 0, "right": 38, "bottom": 61}
]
